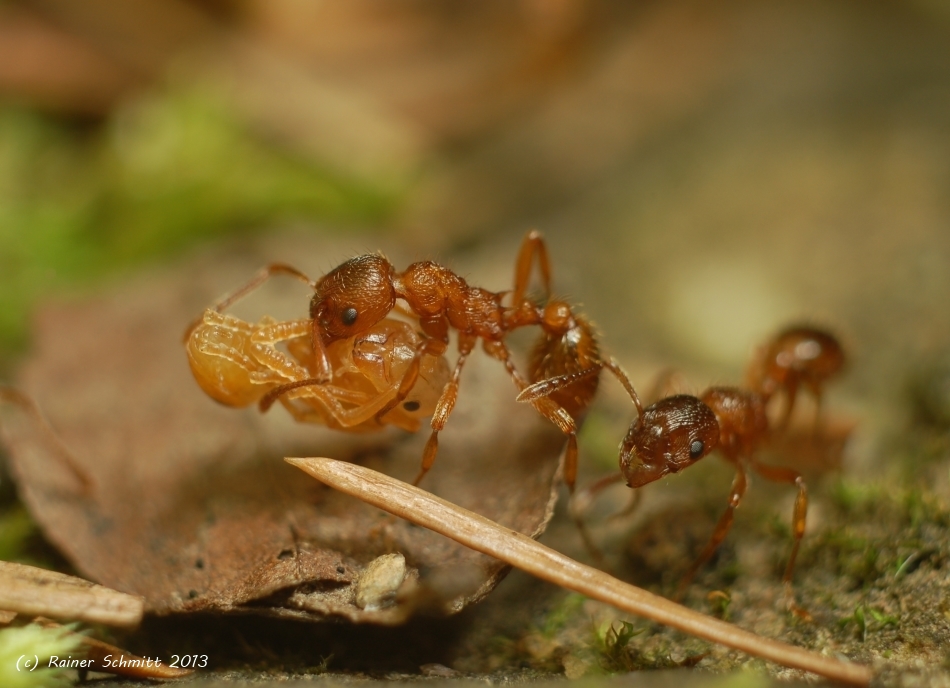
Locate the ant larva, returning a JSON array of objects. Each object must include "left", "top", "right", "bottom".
[
  {"left": 186, "top": 232, "right": 632, "bottom": 488},
  {"left": 187, "top": 308, "right": 450, "bottom": 432}
]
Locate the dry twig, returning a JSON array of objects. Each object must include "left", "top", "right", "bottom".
[
  {"left": 287, "top": 456, "right": 872, "bottom": 687},
  {"left": 0, "top": 562, "right": 143, "bottom": 628}
]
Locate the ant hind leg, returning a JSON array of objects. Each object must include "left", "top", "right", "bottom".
[{"left": 750, "top": 460, "right": 810, "bottom": 619}]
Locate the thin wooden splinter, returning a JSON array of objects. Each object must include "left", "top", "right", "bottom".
[
  {"left": 286, "top": 457, "right": 872, "bottom": 687},
  {"left": 0, "top": 561, "right": 144, "bottom": 628}
]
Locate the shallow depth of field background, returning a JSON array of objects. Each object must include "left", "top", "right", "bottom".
[{"left": 2, "top": 1, "right": 950, "bottom": 685}]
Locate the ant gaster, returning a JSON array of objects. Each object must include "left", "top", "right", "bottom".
[{"left": 747, "top": 325, "right": 845, "bottom": 427}]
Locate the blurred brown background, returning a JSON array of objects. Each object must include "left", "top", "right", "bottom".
[
  {"left": 2, "top": 0, "right": 948, "bottom": 429},
  {"left": 2, "top": 0, "right": 950, "bottom": 681}
]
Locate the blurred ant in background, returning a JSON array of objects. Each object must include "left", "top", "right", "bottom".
[
  {"left": 186, "top": 232, "right": 634, "bottom": 489},
  {"left": 747, "top": 325, "right": 845, "bottom": 429},
  {"left": 522, "top": 325, "right": 845, "bottom": 610}
]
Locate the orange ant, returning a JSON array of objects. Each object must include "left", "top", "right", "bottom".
[
  {"left": 186, "top": 232, "right": 631, "bottom": 489},
  {"left": 521, "top": 327, "right": 845, "bottom": 608},
  {"left": 747, "top": 325, "right": 845, "bottom": 428}
]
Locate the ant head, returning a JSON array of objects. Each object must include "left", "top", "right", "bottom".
[
  {"left": 310, "top": 255, "right": 397, "bottom": 341},
  {"left": 619, "top": 394, "right": 719, "bottom": 488}
]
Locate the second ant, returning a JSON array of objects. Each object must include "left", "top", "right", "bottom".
[{"left": 521, "top": 325, "right": 846, "bottom": 610}]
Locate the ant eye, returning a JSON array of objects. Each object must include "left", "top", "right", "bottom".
[
  {"left": 689, "top": 440, "right": 704, "bottom": 459},
  {"left": 341, "top": 307, "right": 358, "bottom": 326},
  {"left": 402, "top": 400, "right": 421, "bottom": 412}
]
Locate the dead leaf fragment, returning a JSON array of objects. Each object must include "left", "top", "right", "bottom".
[{"left": 0, "top": 235, "right": 565, "bottom": 623}]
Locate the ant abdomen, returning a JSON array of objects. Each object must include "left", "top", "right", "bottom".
[{"left": 747, "top": 326, "right": 844, "bottom": 425}]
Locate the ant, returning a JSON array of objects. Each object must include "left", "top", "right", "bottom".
[
  {"left": 746, "top": 325, "right": 845, "bottom": 429},
  {"left": 186, "top": 232, "right": 632, "bottom": 489},
  {"left": 521, "top": 327, "right": 845, "bottom": 608},
  {"left": 187, "top": 307, "right": 450, "bottom": 433}
]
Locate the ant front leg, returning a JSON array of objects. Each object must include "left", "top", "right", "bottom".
[
  {"left": 373, "top": 336, "right": 449, "bottom": 423},
  {"left": 489, "top": 341, "right": 582, "bottom": 492},
  {"left": 511, "top": 229, "right": 553, "bottom": 306},
  {"left": 675, "top": 462, "right": 748, "bottom": 601},
  {"left": 750, "top": 460, "right": 810, "bottom": 616}
]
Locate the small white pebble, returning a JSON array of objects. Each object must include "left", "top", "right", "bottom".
[
  {"left": 355, "top": 553, "right": 406, "bottom": 611},
  {"left": 420, "top": 663, "right": 459, "bottom": 677}
]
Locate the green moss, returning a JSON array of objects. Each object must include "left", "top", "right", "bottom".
[
  {"left": 593, "top": 620, "right": 643, "bottom": 673},
  {"left": 0, "top": 624, "right": 84, "bottom": 688},
  {"left": 540, "top": 593, "right": 586, "bottom": 638},
  {"left": 0, "top": 93, "right": 403, "bottom": 361},
  {"left": 839, "top": 604, "right": 899, "bottom": 642}
]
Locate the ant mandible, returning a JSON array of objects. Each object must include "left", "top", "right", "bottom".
[{"left": 187, "top": 232, "right": 631, "bottom": 489}]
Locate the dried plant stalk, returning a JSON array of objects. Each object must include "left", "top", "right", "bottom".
[
  {"left": 0, "top": 562, "right": 143, "bottom": 628},
  {"left": 287, "top": 457, "right": 872, "bottom": 687}
]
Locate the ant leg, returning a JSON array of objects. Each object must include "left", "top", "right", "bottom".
[
  {"left": 569, "top": 472, "right": 628, "bottom": 565},
  {"left": 212, "top": 264, "right": 315, "bottom": 313},
  {"left": 675, "top": 463, "right": 748, "bottom": 601},
  {"left": 511, "top": 229, "right": 552, "bottom": 306},
  {"left": 777, "top": 381, "right": 799, "bottom": 430},
  {"left": 183, "top": 263, "right": 315, "bottom": 342},
  {"left": 0, "top": 387, "right": 93, "bottom": 493},
  {"left": 516, "top": 367, "right": 601, "bottom": 404},
  {"left": 750, "top": 460, "right": 809, "bottom": 617},
  {"left": 374, "top": 338, "right": 448, "bottom": 422},
  {"left": 414, "top": 341, "right": 473, "bottom": 486},
  {"left": 489, "top": 341, "right": 581, "bottom": 491},
  {"left": 518, "top": 356, "right": 644, "bottom": 421},
  {"left": 277, "top": 381, "right": 411, "bottom": 429}
]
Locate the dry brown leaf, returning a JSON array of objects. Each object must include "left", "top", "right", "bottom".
[{"left": 0, "top": 235, "right": 565, "bottom": 623}]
